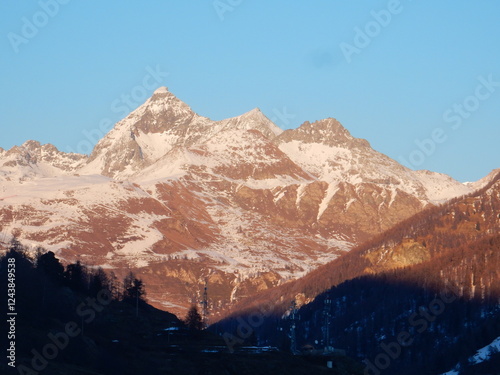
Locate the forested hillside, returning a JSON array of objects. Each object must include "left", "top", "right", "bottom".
[{"left": 215, "top": 172, "right": 500, "bottom": 374}]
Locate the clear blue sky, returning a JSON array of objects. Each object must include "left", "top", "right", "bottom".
[{"left": 1, "top": 1, "right": 499, "bottom": 182}]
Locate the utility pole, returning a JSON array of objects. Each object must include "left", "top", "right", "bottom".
[
  {"left": 136, "top": 290, "right": 139, "bottom": 318},
  {"left": 202, "top": 279, "right": 208, "bottom": 328},
  {"left": 289, "top": 300, "right": 300, "bottom": 355},
  {"left": 323, "top": 296, "right": 332, "bottom": 350}
]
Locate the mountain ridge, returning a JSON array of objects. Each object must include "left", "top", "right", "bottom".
[{"left": 0, "top": 86, "right": 485, "bottom": 315}]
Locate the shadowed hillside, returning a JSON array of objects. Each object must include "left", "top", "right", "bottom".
[{"left": 0, "top": 240, "right": 363, "bottom": 375}]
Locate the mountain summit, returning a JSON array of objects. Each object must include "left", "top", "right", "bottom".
[
  {"left": 217, "top": 108, "right": 283, "bottom": 139},
  {"left": 83, "top": 88, "right": 284, "bottom": 178},
  {"left": 84, "top": 86, "right": 209, "bottom": 177}
]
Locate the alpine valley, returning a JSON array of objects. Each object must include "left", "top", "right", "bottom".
[{"left": 0, "top": 86, "right": 483, "bottom": 319}]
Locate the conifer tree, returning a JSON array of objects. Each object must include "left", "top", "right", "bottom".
[{"left": 185, "top": 305, "right": 203, "bottom": 331}]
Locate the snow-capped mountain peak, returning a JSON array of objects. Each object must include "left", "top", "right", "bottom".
[
  {"left": 153, "top": 86, "right": 170, "bottom": 94},
  {"left": 216, "top": 107, "right": 283, "bottom": 139},
  {"left": 82, "top": 87, "right": 211, "bottom": 177},
  {"left": 0, "top": 141, "right": 86, "bottom": 182},
  {"left": 144, "top": 85, "right": 197, "bottom": 120},
  {"left": 82, "top": 89, "right": 287, "bottom": 178},
  {"left": 277, "top": 118, "right": 369, "bottom": 148}
]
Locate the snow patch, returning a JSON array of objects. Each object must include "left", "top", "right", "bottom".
[
  {"left": 154, "top": 86, "right": 169, "bottom": 94},
  {"left": 317, "top": 183, "right": 339, "bottom": 220},
  {"left": 440, "top": 336, "right": 500, "bottom": 375}
]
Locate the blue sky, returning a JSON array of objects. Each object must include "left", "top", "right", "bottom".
[{"left": 1, "top": 1, "right": 499, "bottom": 182}]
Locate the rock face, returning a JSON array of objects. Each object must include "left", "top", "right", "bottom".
[
  {"left": 224, "top": 171, "right": 500, "bottom": 319},
  {"left": 0, "top": 140, "right": 86, "bottom": 181},
  {"left": 0, "top": 86, "right": 474, "bottom": 316}
]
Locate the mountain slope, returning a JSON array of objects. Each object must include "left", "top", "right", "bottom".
[
  {"left": 216, "top": 172, "right": 500, "bottom": 374},
  {"left": 221, "top": 170, "right": 500, "bottom": 318},
  {"left": 275, "top": 118, "right": 471, "bottom": 204}
]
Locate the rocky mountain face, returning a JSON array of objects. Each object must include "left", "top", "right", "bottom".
[
  {"left": 0, "top": 87, "right": 475, "bottom": 316},
  {"left": 222, "top": 170, "right": 500, "bottom": 317},
  {"left": 0, "top": 140, "right": 86, "bottom": 181}
]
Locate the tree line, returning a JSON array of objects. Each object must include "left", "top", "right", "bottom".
[{"left": 0, "top": 237, "right": 147, "bottom": 324}]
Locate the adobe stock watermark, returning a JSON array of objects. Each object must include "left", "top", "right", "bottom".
[
  {"left": 15, "top": 289, "right": 112, "bottom": 375},
  {"left": 340, "top": 0, "right": 404, "bottom": 64},
  {"left": 399, "top": 74, "right": 500, "bottom": 169},
  {"left": 222, "top": 302, "right": 274, "bottom": 353},
  {"left": 363, "top": 287, "right": 459, "bottom": 375},
  {"left": 66, "top": 65, "right": 169, "bottom": 155},
  {"left": 7, "top": 0, "right": 71, "bottom": 54},
  {"left": 213, "top": 0, "right": 243, "bottom": 21},
  {"left": 270, "top": 107, "right": 296, "bottom": 128}
]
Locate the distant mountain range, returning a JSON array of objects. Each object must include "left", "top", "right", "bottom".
[{"left": 0, "top": 86, "right": 488, "bottom": 316}]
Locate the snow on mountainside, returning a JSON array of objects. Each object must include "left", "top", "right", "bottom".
[
  {"left": 216, "top": 107, "right": 283, "bottom": 139},
  {"left": 0, "top": 86, "right": 480, "bottom": 314},
  {"left": 465, "top": 168, "right": 500, "bottom": 192},
  {"left": 82, "top": 87, "right": 283, "bottom": 179},
  {"left": 414, "top": 169, "right": 472, "bottom": 203},
  {"left": 81, "top": 87, "right": 211, "bottom": 177},
  {"left": 275, "top": 118, "right": 471, "bottom": 204},
  {"left": 441, "top": 336, "right": 500, "bottom": 375},
  {"left": 0, "top": 141, "right": 86, "bottom": 182}
]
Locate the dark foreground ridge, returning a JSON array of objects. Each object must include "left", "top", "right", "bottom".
[{"left": 0, "top": 240, "right": 363, "bottom": 375}]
